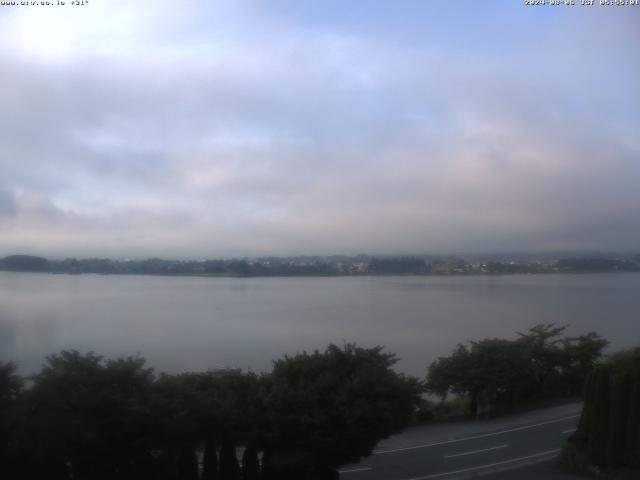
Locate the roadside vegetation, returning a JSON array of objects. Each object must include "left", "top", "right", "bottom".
[
  {"left": 424, "top": 324, "right": 608, "bottom": 419},
  {"left": 1, "top": 325, "right": 630, "bottom": 479},
  {"left": 0, "top": 345, "right": 421, "bottom": 480},
  {"left": 561, "top": 347, "right": 640, "bottom": 479}
]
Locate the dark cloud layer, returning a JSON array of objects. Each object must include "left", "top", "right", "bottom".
[{"left": 0, "top": 1, "right": 638, "bottom": 257}]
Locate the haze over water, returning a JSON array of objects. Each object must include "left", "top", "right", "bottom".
[{"left": 2, "top": 271, "right": 639, "bottom": 377}]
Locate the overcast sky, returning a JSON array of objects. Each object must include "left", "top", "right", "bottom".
[{"left": 0, "top": 1, "right": 638, "bottom": 258}]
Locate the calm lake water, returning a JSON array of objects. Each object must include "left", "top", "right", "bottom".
[{"left": 1, "top": 272, "right": 639, "bottom": 377}]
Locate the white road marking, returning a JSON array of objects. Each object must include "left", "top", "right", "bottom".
[
  {"left": 374, "top": 414, "right": 580, "bottom": 454},
  {"left": 339, "top": 466, "right": 373, "bottom": 474},
  {"left": 475, "top": 452, "right": 559, "bottom": 477},
  {"left": 443, "top": 444, "right": 508, "bottom": 459},
  {"left": 406, "top": 449, "right": 560, "bottom": 480},
  {"left": 562, "top": 428, "right": 576, "bottom": 434}
]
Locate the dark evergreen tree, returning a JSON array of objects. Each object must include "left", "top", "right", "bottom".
[
  {"left": 178, "top": 447, "right": 199, "bottom": 480},
  {"left": 23, "top": 351, "right": 155, "bottom": 479},
  {"left": 0, "top": 362, "right": 22, "bottom": 476},
  {"left": 242, "top": 444, "right": 261, "bottom": 480},
  {"left": 569, "top": 347, "right": 640, "bottom": 471},
  {"left": 219, "top": 434, "right": 241, "bottom": 480},
  {"left": 606, "top": 372, "right": 632, "bottom": 467},
  {"left": 260, "top": 449, "right": 275, "bottom": 480},
  {"left": 626, "top": 379, "right": 640, "bottom": 467},
  {"left": 574, "top": 370, "right": 594, "bottom": 442},
  {"left": 158, "top": 449, "right": 180, "bottom": 480},
  {"left": 202, "top": 436, "right": 219, "bottom": 480},
  {"left": 588, "top": 366, "right": 611, "bottom": 465}
]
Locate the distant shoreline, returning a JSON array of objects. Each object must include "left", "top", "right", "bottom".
[
  {"left": 1, "top": 253, "right": 639, "bottom": 278},
  {"left": 5, "top": 271, "right": 640, "bottom": 280}
]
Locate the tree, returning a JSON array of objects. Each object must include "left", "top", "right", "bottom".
[
  {"left": 242, "top": 444, "right": 260, "bottom": 480},
  {"left": 427, "top": 325, "right": 608, "bottom": 417},
  {"left": 262, "top": 344, "right": 423, "bottom": 478},
  {"left": 24, "top": 351, "right": 155, "bottom": 480},
  {"left": 219, "top": 433, "right": 241, "bottom": 480},
  {"left": 202, "top": 435, "right": 219, "bottom": 480},
  {"left": 568, "top": 347, "right": 640, "bottom": 471},
  {"left": 426, "top": 345, "right": 471, "bottom": 401},
  {"left": 177, "top": 447, "right": 199, "bottom": 480},
  {"left": 0, "top": 362, "right": 23, "bottom": 476},
  {"left": 561, "top": 332, "right": 609, "bottom": 395},
  {"left": 2, "top": 344, "right": 424, "bottom": 478},
  {"left": 516, "top": 323, "right": 568, "bottom": 398},
  {"left": 428, "top": 339, "right": 532, "bottom": 416}
]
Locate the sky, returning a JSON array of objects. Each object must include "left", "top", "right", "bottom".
[{"left": 0, "top": 1, "right": 638, "bottom": 258}]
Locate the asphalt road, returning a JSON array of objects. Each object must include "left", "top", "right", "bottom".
[{"left": 339, "top": 403, "right": 584, "bottom": 480}]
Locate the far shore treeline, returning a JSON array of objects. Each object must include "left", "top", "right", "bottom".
[
  {"left": 1, "top": 253, "right": 640, "bottom": 277},
  {"left": 0, "top": 324, "right": 619, "bottom": 479}
]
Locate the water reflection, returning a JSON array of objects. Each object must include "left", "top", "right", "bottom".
[{"left": 1, "top": 272, "right": 639, "bottom": 376}]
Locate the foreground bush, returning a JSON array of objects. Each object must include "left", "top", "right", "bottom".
[
  {"left": 0, "top": 344, "right": 422, "bottom": 480},
  {"left": 261, "top": 344, "right": 423, "bottom": 478},
  {"left": 564, "top": 347, "right": 640, "bottom": 476}
]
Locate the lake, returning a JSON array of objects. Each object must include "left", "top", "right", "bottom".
[{"left": 1, "top": 272, "right": 639, "bottom": 377}]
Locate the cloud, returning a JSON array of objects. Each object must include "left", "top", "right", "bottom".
[
  {"left": 0, "top": 2, "right": 637, "bottom": 257},
  {"left": 0, "top": 189, "right": 17, "bottom": 216}
]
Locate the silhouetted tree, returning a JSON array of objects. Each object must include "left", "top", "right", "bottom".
[
  {"left": 1, "top": 344, "right": 422, "bottom": 479},
  {"left": 202, "top": 435, "right": 219, "bottom": 480},
  {"left": 24, "top": 351, "right": 155, "bottom": 479},
  {"left": 569, "top": 347, "right": 640, "bottom": 470},
  {"left": 427, "top": 339, "right": 530, "bottom": 416},
  {"left": 262, "top": 344, "right": 422, "bottom": 478},
  {"left": 150, "top": 374, "right": 209, "bottom": 480},
  {"left": 0, "top": 362, "right": 24, "bottom": 477},
  {"left": 178, "top": 447, "right": 199, "bottom": 480},
  {"left": 561, "top": 332, "right": 609, "bottom": 394},
  {"left": 427, "top": 325, "right": 608, "bottom": 416},
  {"left": 242, "top": 444, "right": 260, "bottom": 480},
  {"left": 219, "top": 433, "right": 241, "bottom": 480},
  {"left": 426, "top": 345, "right": 470, "bottom": 402}
]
